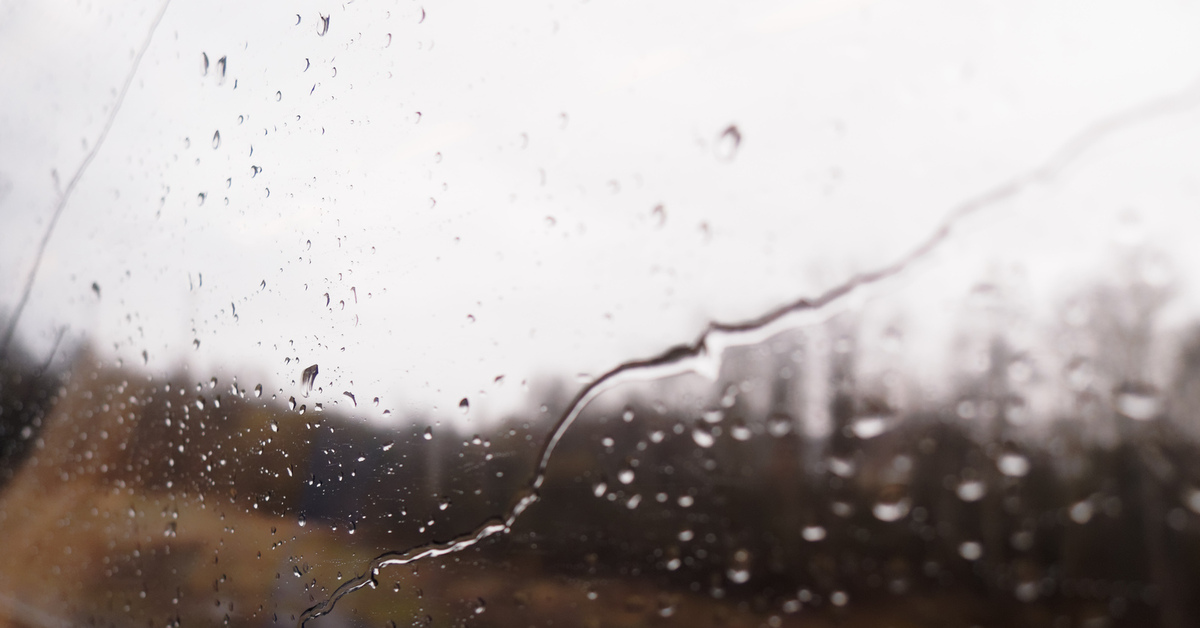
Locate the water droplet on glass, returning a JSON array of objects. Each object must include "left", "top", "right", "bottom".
[
  {"left": 298, "top": 514, "right": 306, "bottom": 527},
  {"left": 850, "top": 415, "right": 892, "bottom": 439},
  {"left": 828, "top": 456, "right": 857, "bottom": 478},
  {"left": 958, "top": 541, "right": 983, "bottom": 561},
  {"left": 997, "top": 452, "right": 1030, "bottom": 477},
  {"left": 766, "top": 413, "right": 792, "bottom": 437},
  {"left": 830, "top": 591, "right": 849, "bottom": 607},
  {"left": 1069, "top": 500, "right": 1094, "bottom": 524},
  {"left": 254, "top": 384, "right": 263, "bottom": 398},
  {"left": 423, "top": 426, "right": 434, "bottom": 440},
  {"left": 592, "top": 480, "right": 607, "bottom": 497},
  {"left": 1115, "top": 383, "right": 1160, "bottom": 420},
  {"left": 438, "top": 497, "right": 451, "bottom": 511},
  {"left": 275, "top": 91, "right": 282, "bottom": 102},
  {"left": 872, "top": 495, "right": 911, "bottom": 522},
  {"left": 301, "top": 364, "right": 319, "bottom": 397},
  {"left": 625, "top": 494, "right": 642, "bottom": 509},
  {"left": 715, "top": 125, "right": 741, "bottom": 161},
  {"left": 269, "top": 420, "right": 279, "bottom": 433},
  {"left": 617, "top": 468, "right": 635, "bottom": 485},
  {"left": 956, "top": 479, "right": 987, "bottom": 502},
  {"left": 1185, "top": 488, "right": 1200, "bottom": 514},
  {"left": 197, "top": 192, "right": 207, "bottom": 206},
  {"left": 201, "top": 52, "right": 209, "bottom": 76},
  {"left": 212, "top": 130, "right": 220, "bottom": 149},
  {"left": 801, "top": 525, "right": 826, "bottom": 542},
  {"left": 622, "top": 408, "right": 635, "bottom": 423},
  {"left": 317, "top": 14, "right": 330, "bottom": 36},
  {"left": 458, "top": 397, "right": 469, "bottom": 414},
  {"left": 726, "top": 548, "right": 752, "bottom": 584},
  {"left": 293, "top": 567, "right": 303, "bottom": 578},
  {"left": 288, "top": 397, "right": 297, "bottom": 411},
  {"left": 691, "top": 426, "right": 715, "bottom": 448},
  {"left": 730, "top": 418, "right": 752, "bottom": 441},
  {"left": 677, "top": 495, "right": 694, "bottom": 508}
]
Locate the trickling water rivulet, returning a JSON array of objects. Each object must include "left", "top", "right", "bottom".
[{"left": 296, "top": 80, "right": 1200, "bottom": 626}]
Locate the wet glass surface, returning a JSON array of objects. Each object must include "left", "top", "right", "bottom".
[{"left": 4, "top": 1, "right": 1200, "bottom": 627}]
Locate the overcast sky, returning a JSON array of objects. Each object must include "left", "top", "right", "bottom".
[{"left": 3, "top": 0, "right": 1200, "bottom": 428}]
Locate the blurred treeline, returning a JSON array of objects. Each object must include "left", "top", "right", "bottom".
[{"left": 2, "top": 311, "right": 1200, "bottom": 628}]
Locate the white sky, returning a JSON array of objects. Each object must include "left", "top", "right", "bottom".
[{"left": 2, "top": 0, "right": 1200, "bottom": 426}]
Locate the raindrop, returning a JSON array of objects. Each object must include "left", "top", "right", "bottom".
[
  {"left": 212, "top": 131, "right": 220, "bottom": 149},
  {"left": 766, "top": 413, "right": 792, "bottom": 437},
  {"left": 691, "top": 426, "right": 715, "bottom": 448},
  {"left": 730, "top": 418, "right": 751, "bottom": 441},
  {"left": 201, "top": 52, "right": 209, "bottom": 76},
  {"left": 293, "top": 567, "right": 303, "bottom": 578},
  {"left": 1069, "top": 500, "right": 1094, "bottom": 524},
  {"left": 625, "top": 494, "right": 641, "bottom": 509},
  {"left": 651, "top": 204, "right": 666, "bottom": 226},
  {"left": 622, "top": 408, "right": 635, "bottom": 423},
  {"left": 617, "top": 468, "right": 635, "bottom": 485},
  {"left": 301, "top": 364, "right": 319, "bottom": 397},
  {"left": 298, "top": 514, "right": 306, "bottom": 527},
  {"left": 872, "top": 496, "right": 911, "bottom": 522},
  {"left": 801, "top": 525, "right": 826, "bottom": 542},
  {"left": 1115, "top": 383, "right": 1160, "bottom": 420},
  {"left": 1185, "top": 488, "right": 1200, "bottom": 514},
  {"left": 956, "top": 479, "right": 987, "bottom": 502},
  {"left": 254, "top": 384, "right": 263, "bottom": 398},
  {"left": 715, "top": 125, "right": 741, "bottom": 161},
  {"left": 849, "top": 415, "right": 891, "bottom": 439},
  {"left": 216, "top": 56, "right": 226, "bottom": 78},
  {"left": 269, "top": 420, "right": 279, "bottom": 433},
  {"left": 458, "top": 398, "right": 469, "bottom": 414},
  {"left": 592, "top": 480, "right": 607, "bottom": 497},
  {"left": 423, "top": 427, "right": 434, "bottom": 440},
  {"left": 317, "top": 14, "right": 330, "bottom": 36},
  {"left": 382, "top": 441, "right": 394, "bottom": 452},
  {"left": 438, "top": 497, "right": 451, "bottom": 511},
  {"left": 197, "top": 192, "right": 207, "bottom": 206},
  {"left": 275, "top": 91, "right": 282, "bottom": 102},
  {"left": 830, "top": 591, "right": 849, "bottom": 607},
  {"left": 343, "top": 391, "right": 356, "bottom": 406},
  {"left": 958, "top": 541, "right": 983, "bottom": 561},
  {"left": 828, "top": 456, "right": 856, "bottom": 478},
  {"left": 472, "top": 598, "right": 485, "bottom": 615},
  {"left": 288, "top": 397, "right": 297, "bottom": 411},
  {"left": 997, "top": 452, "right": 1030, "bottom": 477}
]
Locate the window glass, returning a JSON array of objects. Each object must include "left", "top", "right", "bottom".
[{"left": 3, "top": 1, "right": 1200, "bottom": 626}]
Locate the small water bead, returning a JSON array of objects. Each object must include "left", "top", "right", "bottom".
[
  {"left": 956, "top": 479, "right": 987, "bottom": 502},
  {"left": 1069, "top": 500, "right": 1094, "bottom": 524},
  {"left": 1185, "top": 488, "right": 1200, "bottom": 514},
  {"left": 677, "top": 529, "right": 694, "bottom": 542},
  {"left": 625, "top": 494, "right": 641, "bottom": 509},
  {"left": 830, "top": 591, "right": 848, "bottom": 607},
  {"left": 423, "top": 427, "right": 434, "bottom": 440},
  {"left": 269, "top": 420, "right": 279, "bottom": 433},
  {"left": 458, "top": 398, "right": 469, "bottom": 414},
  {"left": 766, "top": 413, "right": 792, "bottom": 437},
  {"left": 997, "top": 452, "right": 1030, "bottom": 477},
  {"left": 692, "top": 426, "right": 715, "bottom": 448},
  {"left": 592, "top": 481, "right": 607, "bottom": 498},
  {"left": 958, "top": 541, "right": 983, "bottom": 561},
  {"left": 677, "top": 495, "right": 694, "bottom": 508},
  {"left": 617, "top": 468, "right": 635, "bottom": 485},
  {"left": 849, "top": 415, "right": 891, "bottom": 439},
  {"left": 729, "top": 418, "right": 752, "bottom": 441},
  {"left": 1115, "top": 384, "right": 1160, "bottom": 420},
  {"left": 801, "top": 525, "right": 826, "bottom": 542},
  {"left": 873, "top": 497, "right": 911, "bottom": 522}
]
